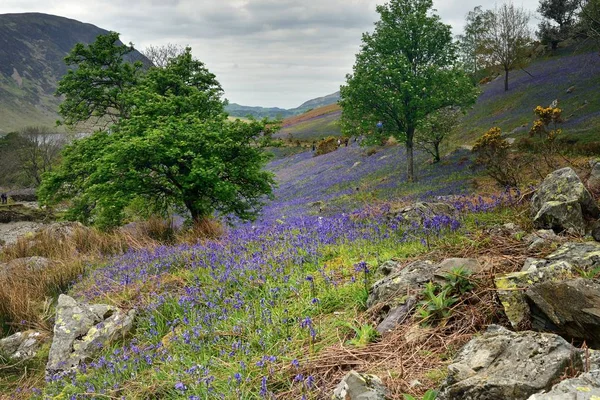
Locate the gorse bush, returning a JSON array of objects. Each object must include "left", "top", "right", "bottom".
[
  {"left": 472, "top": 127, "right": 522, "bottom": 187},
  {"left": 315, "top": 136, "right": 339, "bottom": 156}
]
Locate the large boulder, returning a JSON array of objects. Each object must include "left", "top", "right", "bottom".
[
  {"left": 438, "top": 325, "right": 583, "bottom": 400},
  {"left": 46, "top": 294, "right": 135, "bottom": 374},
  {"left": 0, "top": 330, "right": 46, "bottom": 360},
  {"left": 525, "top": 279, "right": 600, "bottom": 348},
  {"left": 527, "top": 371, "right": 600, "bottom": 399},
  {"left": 390, "top": 202, "right": 456, "bottom": 224},
  {"left": 367, "top": 260, "right": 436, "bottom": 308},
  {"left": 7, "top": 188, "right": 37, "bottom": 202},
  {"left": 495, "top": 261, "right": 574, "bottom": 328},
  {"left": 332, "top": 370, "right": 388, "bottom": 400},
  {"left": 531, "top": 167, "right": 600, "bottom": 234}
]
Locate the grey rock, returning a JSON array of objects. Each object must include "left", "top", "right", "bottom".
[
  {"left": 592, "top": 222, "right": 600, "bottom": 242},
  {"left": 376, "top": 297, "right": 417, "bottom": 335},
  {"left": 378, "top": 260, "right": 400, "bottom": 276},
  {"left": 588, "top": 159, "right": 600, "bottom": 194},
  {"left": 392, "top": 202, "right": 456, "bottom": 224},
  {"left": 46, "top": 294, "right": 135, "bottom": 374},
  {"left": 367, "top": 261, "right": 436, "bottom": 308},
  {"left": 546, "top": 242, "right": 600, "bottom": 272},
  {"left": 525, "top": 278, "right": 600, "bottom": 347},
  {"left": 531, "top": 168, "right": 600, "bottom": 234},
  {"left": 7, "top": 188, "right": 36, "bottom": 202},
  {"left": 524, "top": 230, "right": 563, "bottom": 252},
  {"left": 438, "top": 325, "right": 582, "bottom": 400},
  {"left": 332, "top": 370, "right": 388, "bottom": 400},
  {"left": 521, "top": 258, "right": 549, "bottom": 272},
  {"left": 495, "top": 260, "right": 574, "bottom": 328},
  {"left": 435, "top": 258, "right": 483, "bottom": 278},
  {"left": 0, "top": 330, "right": 45, "bottom": 360},
  {"left": 527, "top": 370, "right": 600, "bottom": 399}
]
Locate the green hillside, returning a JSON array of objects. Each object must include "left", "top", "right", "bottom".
[{"left": 0, "top": 13, "right": 149, "bottom": 133}]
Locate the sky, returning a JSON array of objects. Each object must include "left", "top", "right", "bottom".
[{"left": 0, "top": 0, "right": 541, "bottom": 109}]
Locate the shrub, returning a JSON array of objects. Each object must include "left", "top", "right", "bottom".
[
  {"left": 315, "top": 137, "right": 338, "bottom": 156},
  {"left": 472, "top": 127, "right": 522, "bottom": 187}
]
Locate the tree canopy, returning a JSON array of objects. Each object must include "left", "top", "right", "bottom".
[
  {"left": 41, "top": 33, "right": 275, "bottom": 228},
  {"left": 340, "top": 0, "right": 477, "bottom": 181}
]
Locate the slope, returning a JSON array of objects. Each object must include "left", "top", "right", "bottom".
[{"left": 0, "top": 13, "right": 149, "bottom": 133}]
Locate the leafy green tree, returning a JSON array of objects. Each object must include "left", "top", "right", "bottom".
[
  {"left": 537, "top": 0, "right": 579, "bottom": 49},
  {"left": 55, "top": 32, "right": 144, "bottom": 128},
  {"left": 580, "top": 0, "right": 600, "bottom": 49},
  {"left": 41, "top": 35, "right": 275, "bottom": 228},
  {"left": 340, "top": 0, "right": 477, "bottom": 181},
  {"left": 416, "top": 107, "right": 461, "bottom": 163},
  {"left": 479, "top": 3, "right": 532, "bottom": 91}
]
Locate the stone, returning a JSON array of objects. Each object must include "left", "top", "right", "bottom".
[
  {"left": 531, "top": 168, "right": 600, "bottom": 234},
  {"left": 391, "top": 202, "right": 456, "bottom": 224},
  {"left": 524, "top": 230, "right": 563, "bottom": 252},
  {"left": 435, "top": 258, "right": 483, "bottom": 278},
  {"left": 376, "top": 297, "right": 417, "bottom": 334},
  {"left": 367, "top": 261, "right": 436, "bottom": 308},
  {"left": 46, "top": 294, "right": 135, "bottom": 374},
  {"left": 527, "top": 370, "right": 600, "bottom": 399},
  {"left": 332, "top": 370, "right": 388, "bottom": 400},
  {"left": 0, "top": 330, "right": 45, "bottom": 360},
  {"left": 546, "top": 242, "right": 600, "bottom": 272},
  {"left": 525, "top": 279, "right": 600, "bottom": 348},
  {"left": 566, "top": 85, "right": 576, "bottom": 94},
  {"left": 521, "top": 258, "right": 549, "bottom": 272},
  {"left": 495, "top": 261, "right": 574, "bottom": 328},
  {"left": 592, "top": 222, "right": 600, "bottom": 242},
  {"left": 7, "top": 188, "right": 36, "bottom": 202},
  {"left": 588, "top": 159, "right": 600, "bottom": 194},
  {"left": 378, "top": 260, "right": 400, "bottom": 276},
  {"left": 438, "top": 325, "right": 583, "bottom": 400}
]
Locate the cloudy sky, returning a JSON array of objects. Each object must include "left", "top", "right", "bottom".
[{"left": 1, "top": 0, "right": 540, "bottom": 108}]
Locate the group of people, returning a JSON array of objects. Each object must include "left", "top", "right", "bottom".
[{"left": 1, "top": 193, "right": 7, "bottom": 204}]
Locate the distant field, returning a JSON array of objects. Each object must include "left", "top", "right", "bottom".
[{"left": 276, "top": 104, "right": 342, "bottom": 142}]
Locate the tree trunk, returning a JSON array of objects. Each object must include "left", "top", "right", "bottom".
[
  {"left": 504, "top": 68, "right": 509, "bottom": 91},
  {"left": 433, "top": 142, "right": 440, "bottom": 163},
  {"left": 406, "top": 125, "right": 415, "bottom": 182}
]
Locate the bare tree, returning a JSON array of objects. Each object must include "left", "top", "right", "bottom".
[
  {"left": 142, "top": 43, "right": 187, "bottom": 68},
  {"left": 580, "top": 0, "right": 600, "bottom": 49},
  {"left": 15, "top": 126, "right": 66, "bottom": 186},
  {"left": 480, "top": 2, "right": 532, "bottom": 91}
]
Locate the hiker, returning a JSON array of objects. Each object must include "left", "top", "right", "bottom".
[
  {"left": 312, "top": 141, "right": 316, "bottom": 152},
  {"left": 337, "top": 138, "right": 341, "bottom": 148},
  {"left": 1, "top": 193, "right": 7, "bottom": 204}
]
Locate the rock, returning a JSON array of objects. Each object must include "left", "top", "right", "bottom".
[
  {"left": 590, "top": 160, "right": 600, "bottom": 194},
  {"left": 435, "top": 258, "right": 483, "bottom": 278},
  {"left": 332, "top": 370, "right": 388, "bottom": 400},
  {"left": 527, "top": 370, "right": 600, "bottom": 399},
  {"left": 525, "top": 279, "right": 600, "bottom": 347},
  {"left": 438, "top": 325, "right": 583, "bottom": 400},
  {"left": 378, "top": 260, "right": 400, "bottom": 276},
  {"left": 7, "top": 188, "right": 36, "bottom": 202},
  {"left": 521, "top": 258, "right": 549, "bottom": 272},
  {"left": 391, "top": 202, "right": 456, "bottom": 224},
  {"left": 46, "top": 294, "right": 135, "bottom": 374},
  {"left": 566, "top": 86, "right": 575, "bottom": 94},
  {"left": 367, "top": 261, "right": 436, "bottom": 308},
  {"left": 0, "top": 330, "right": 45, "bottom": 360},
  {"left": 495, "top": 261, "right": 574, "bottom": 328},
  {"left": 0, "top": 256, "right": 52, "bottom": 277},
  {"left": 546, "top": 242, "right": 600, "bottom": 272},
  {"left": 376, "top": 297, "right": 417, "bottom": 334},
  {"left": 531, "top": 168, "right": 600, "bottom": 234},
  {"left": 592, "top": 222, "right": 600, "bottom": 242},
  {"left": 524, "top": 230, "right": 562, "bottom": 252}
]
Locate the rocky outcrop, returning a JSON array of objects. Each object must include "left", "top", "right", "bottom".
[
  {"left": 545, "top": 242, "right": 600, "bottom": 272},
  {"left": 438, "top": 325, "right": 582, "bottom": 400},
  {"left": 367, "top": 261, "right": 436, "bottom": 308},
  {"left": 588, "top": 159, "right": 600, "bottom": 195},
  {"left": 7, "top": 188, "right": 36, "bottom": 202},
  {"left": 332, "top": 370, "right": 388, "bottom": 400},
  {"left": 0, "top": 330, "right": 45, "bottom": 360},
  {"left": 525, "top": 279, "right": 600, "bottom": 347},
  {"left": 390, "top": 202, "right": 456, "bottom": 224},
  {"left": 531, "top": 167, "right": 600, "bottom": 234},
  {"left": 527, "top": 370, "right": 600, "bottom": 399},
  {"left": 46, "top": 294, "right": 135, "bottom": 374},
  {"left": 495, "top": 260, "right": 574, "bottom": 328}
]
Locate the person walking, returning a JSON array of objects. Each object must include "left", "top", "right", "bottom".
[{"left": 1, "top": 193, "right": 7, "bottom": 204}]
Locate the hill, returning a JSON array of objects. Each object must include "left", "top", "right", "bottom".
[
  {"left": 225, "top": 91, "right": 340, "bottom": 119},
  {"left": 0, "top": 13, "right": 149, "bottom": 133}
]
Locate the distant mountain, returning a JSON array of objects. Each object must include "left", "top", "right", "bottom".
[
  {"left": 225, "top": 91, "right": 340, "bottom": 119},
  {"left": 0, "top": 13, "right": 149, "bottom": 133}
]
